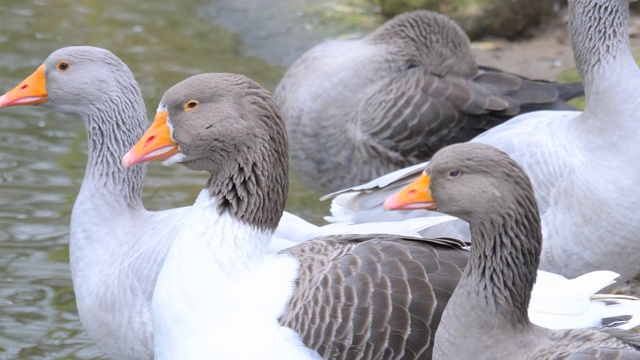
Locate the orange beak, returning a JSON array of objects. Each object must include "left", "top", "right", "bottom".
[
  {"left": 383, "top": 173, "right": 437, "bottom": 211},
  {"left": 0, "top": 65, "right": 48, "bottom": 107},
  {"left": 121, "top": 110, "right": 179, "bottom": 168}
]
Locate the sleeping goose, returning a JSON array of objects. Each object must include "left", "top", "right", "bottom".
[
  {"left": 0, "top": 46, "right": 453, "bottom": 359},
  {"left": 121, "top": 73, "right": 640, "bottom": 359},
  {"left": 323, "top": 0, "right": 640, "bottom": 285},
  {"left": 274, "top": 9, "right": 584, "bottom": 194},
  {"left": 386, "top": 142, "right": 640, "bottom": 359}
]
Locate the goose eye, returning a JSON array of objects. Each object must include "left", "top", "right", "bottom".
[
  {"left": 57, "top": 61, "right": 70, "bottom": 71},
  {"left": 184, "top": 100, "right": 199, "bottom": 111},
  {"left": 448, "top": 170, "right": 461, "bottom": 178}
]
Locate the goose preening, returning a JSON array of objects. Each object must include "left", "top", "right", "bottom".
[
  {"left": 386, "top": 142, "right": 640, "bottom": 359},
  {"left": 323, "top": 0, "right": 640, "bottom": 286},
  {"left": 274, "top": 9, "right": 584, "bottom": 194},
  {"left": 0, "top": 46, "right": 451, "bottom": 359},
  {"left": 122, "top": 73, "right": 640, "bottom": 359}
]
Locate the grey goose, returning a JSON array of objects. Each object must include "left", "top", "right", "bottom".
[
  {"left": 121, "top": 73, "right": 640, "bottom": 359},
  {"left": 274, "top": 9, "right": 584, "bottom": 194},
  {"left": 0, "top": 46, "right": 450, "bottom": 359},
  {"left": 385, "top": 142, "right": 640, "bottom": 359},
  {"left": 0, "top": 46, "right": 182, "bottom": 359},
  {"left": 323, "top": 0, "right": 640, "bottom": 286}
]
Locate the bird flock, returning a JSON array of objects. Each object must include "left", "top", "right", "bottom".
[{"left": 1, "top": 0, "right": 640, "bottom": 359}]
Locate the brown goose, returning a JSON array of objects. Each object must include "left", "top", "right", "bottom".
[
  {"left": 274, "top": 9, "right": 583, "bottom": 194},
  {"left": 385, "top": 142, "right": 640, "bottom": 359},
  {"left": 121, "top": 73, "right": 638, "bottom": 359}
]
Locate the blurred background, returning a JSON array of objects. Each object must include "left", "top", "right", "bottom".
[{"left": 0, "top": 0, "right": 637, "bottom": 358}]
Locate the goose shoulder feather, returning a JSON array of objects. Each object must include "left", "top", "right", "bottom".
[{"left": 280, "top": 235, "right": 467, "bottom": 359}]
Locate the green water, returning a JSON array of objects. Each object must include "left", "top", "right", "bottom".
[{"left": 0, "top": 0, "right": 383, "bottom": 358}]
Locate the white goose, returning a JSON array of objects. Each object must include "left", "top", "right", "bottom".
[
  {"left": 122, "top": 73, "right": 640, "bottom": 359},
  {"left": 324, "top": 0, "right": 640, "bottom": 285},
  {"left": 0, "top": 46, "right": 452, "bottom": 359}
]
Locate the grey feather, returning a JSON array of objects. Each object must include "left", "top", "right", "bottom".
[
  {"left": 160, "top": 74, "right": 473, "bottom": 359},
  {"left": 424, "top": 143, "right": 640, "bottom": 360},
  {"left": 323, "top": 0, "right": 640, "bottom": 289},
  {"left": 274, "top": 9, "right": 584, "bottom": 193},
  {"left": 280, "top": 235, "right": 467, "bottom": 360}
]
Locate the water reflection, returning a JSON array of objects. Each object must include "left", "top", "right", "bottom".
[{"left": 0, "top": 0, "right": 357, "bottom": 357}]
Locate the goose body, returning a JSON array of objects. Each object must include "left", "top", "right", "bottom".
[
  {"left": 274, "top": 9, "right": 584, "bottom": 194},
  {"left": 150, "top": 188, "right": 468, "bottom": 359},
  {"left": 386, "top": 142, "right": 640, "bottom": 359},
  {"left": 122, "top": 73, "right": 640, "bottom": 359},
  {"left": 0, "top": 47, "right": 450, "bottom": 359},
  {"left": 151, "top": 191, "right": 321, "bottom": 359},
  {"left": 324, "top": 0, "right": 640, "bottom": 285}
]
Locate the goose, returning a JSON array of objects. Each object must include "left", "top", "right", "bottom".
[
  {"left": 273, "top": 9, "right": 584, "bottom": 194},
  {"left": 121, "top": 73, "right": 640, "bottom": 359},
  {"left": 0, "top": 46, "right": 452, "bottom": 359},
  {"left": 0, "top": 46, "right": 181, "bottom": 359},
  {"left": 323, "top": 0, "right": 640, "bottom": 286},
  {"left": 385, "top": 142, "right": 640, "bottom": 359}
]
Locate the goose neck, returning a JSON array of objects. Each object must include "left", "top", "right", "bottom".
[
  {"left": 82, "top": 103, "right": 146, "bottom": 210},
  {"left": 464, "top": 205, "right": 542, "bottom": 326},
  {"left": 203, "top": 148, "right": 288, "bottom": 233},
  {"left": 569, "top": 0, "right": 632, "bottom": 90}
]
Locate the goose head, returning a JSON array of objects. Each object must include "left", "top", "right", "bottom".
[
  {"left": 122, "top": 73, "right": 289, "bottom": 230},
  {"left": 384, "top": 142, "right": 539, "bottom": 226},
  {"left": 367, "top": 10, "right": 478, "bottom": 77},
  {"left": 0, "top": 46, "right": 143, "bottom": 119}
]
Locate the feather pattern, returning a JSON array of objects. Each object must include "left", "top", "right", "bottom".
[
  {"left": 280, "top": 236, "right": 467, "bottom": 360},
  {"left": 141, "top": 73, "right": 640, "bottom": 360},
  {"left": 274, "top": 10, "right": 584, "bottom": 193},
  {"left": 323, "top": 0, "right": 640, "bottom": 286},
  {"left": 0, "top": 47, "right": 460, "bottom": 359}
]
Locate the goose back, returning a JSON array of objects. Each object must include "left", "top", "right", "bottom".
[{"left": 280, "top": 235, "right": 468, "bottom": 359}]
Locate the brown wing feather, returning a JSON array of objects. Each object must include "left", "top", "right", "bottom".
[
  {"left": 531, "top": 328, "right": 640, "bottom": 359},
  {"left": 279, "top": 235, "right": 468, "bottom": 360},
  {"left": 357, "top": 66, "right": 582, "bottom": 164}
]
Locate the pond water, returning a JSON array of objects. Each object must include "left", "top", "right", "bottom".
[{"left": 0, "top": 0, "right": 383, "bottom": 358}]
